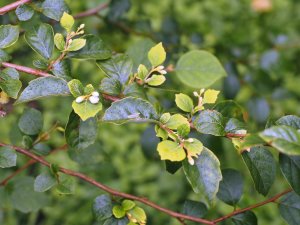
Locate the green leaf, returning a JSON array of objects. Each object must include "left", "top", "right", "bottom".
[
  {"left": 15, "top": 4, "right": 34, "bottom": 21},
  {"left": 83, "top": 84, "right": 95, "bottom": 95},
  {"left": 54, "top": 33, "right": 65, "bottom": 51},
  {"left": 276, "top": 115, "right": 300, "bottom": 129},
  {"left": 11, "top": 177, "right": 50, "bottom": 213},
  {"left": 41, "top": 0, "right": 69, "bottom": 21},
  {"left": 181, "top": 200, "right": 207, "bottom": 218},
  {"left": 148, "top": 42, "right": 166, "bottom": 67},
  {"left": 0, "top": 68, "right": 22, "bottom": 99},
  {"left": 175, "top": 93, "right": 194, "bottom": 113},
  {"left": 183, "top": 147, "right": 222, "bottom": 204},
  {"left": 25, "top": 23, "right": 54, "bottom": 59},
  {"left": 242, "top": 147, "right": 276, "bottom": 196},
  {"left": 93, "top": 195, "right": 113, "bottom": 221},
  {"left": 176, "top": 50, "right": 227, "bottom": 88},
  {"left": 65, "top": 111, "right": 98, "bottom": 150},
  {"left": 279, "top": 192, "right": 300, "bottom": 225},
  {"left": 0, "top": 49, "right": 11, "bottom": 63},
  {"left": 113, "top": 205, "right": 126, "bottom": 218},
  {"left": 51, "top": 60, "right": 71, "bottom": 80},
  {"left": 72, "top": 100, "right": 102, "bottom": 121},
  {"left": 122, "top": 200, "right": 136, "bottom": 211},
  {"left": 60, "top": 12, "right": 74, "bottom": 31},
  {"left": 203, "top": 89, "right": 220, "bottom": 104},
  {"left": 239, "top": 134, "right": 265, "bottom": 151},
  {"left": 16, "top": 77, "right": 70, "bottom": 104},
  {"left": 97, "top": 54, "right": 132, "bottom": 84},
  {"left": 68, "top": 35, "right": 111, "bottom": 60},
  {"left": 165, "top": 114, "right": 189, "bottom": 130},
  {"left": 137, "top": 64, "right": 148, "bottom": 80},
  {"left": 193, "top": 110, "right": 226, "bottom": 136},
  {"left": 231, "top": 211, "right": 258, "bottom": 225},
  {"left": 0, "top": 25, "right": 19, "bottom": 49},
  {"left": 34, "top": 172, "right": 57, "bottom": 192},
  {"left": 217, "top": 169, "right": 244, "bottom": 206},
  {"left": 177, "top": 124, "right": 190, "bottom": 137},
  {"left": 103, "top": 97, "right": 158, "bottom": 124},
  {"left": 184, "top": 138, "right": 203, "bottom": 165},
  {"left": 18, "top": 108, "right": 43, "bottom": 135},
  {"left": 56, "top": 177, "right": 75, "bottom": 195},
  {"left": 145, "top": 75, "right": 166, "bottom": 86},
  {"left": 0, "top": 146, "right": 17, "bottom": 168},
  {"left": 103, "top": 217, "right": 129, "bottom": 225},
  {"left": 213, "top": 100, "right": 245, "bottom": 120},
  {"left": 108, "top": 0, "right": 131, "bottom": 21},
  {"left": 259, "top": 125, "right": 300, "bottom": 155},
  {"left": 33, "top": 59, "right": 48, "bottom": 70},
  {"left": 279, "top": 154, "right": 300, "bottom": 195},
  {"left": 67, "top": 79, "right": 84, "bottom": 98},
  {"left": 128, "top": 206, "right": 147, "bottom": 224},
  {"left": 157, "top": 140, "right": 186, "bottom": 162},
  {"left": 67, "top": 39, "right": 86, "bottom": 51},
  {"left": 100, "top": 78, "right": 122, "bottom": 96},
  {"left": 225, "top": 118, "right": 247, "bottom": 134}
]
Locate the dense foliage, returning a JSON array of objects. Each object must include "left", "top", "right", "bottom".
[{"left": 1, "top": 0, "right": 300, "bottom": 225}]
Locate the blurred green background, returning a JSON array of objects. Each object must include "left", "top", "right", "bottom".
[{"left": 1, "top": 0, "right": 300, "bottom": 224}]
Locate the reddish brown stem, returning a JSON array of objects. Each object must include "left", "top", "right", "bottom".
[
  {"left": 102, "top": 93, "right": 121, "bottom": 102},
  {"left": 0, "top": 0, "right": 31, "bottom": 15},
  {"left": 2, "top": 62, "right": 52, "bottom": 77},
  {"left": 74, "top": 2, "right": 109, "bottom": 19}
]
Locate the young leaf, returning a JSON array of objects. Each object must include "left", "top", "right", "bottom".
[
  {"left": 127, "top": 206, "right": 147, "bottom": 224},
  {"left": 217, "top": 169, "right": 244, "bottom": 206},
  {"left": 145, "top": 75, "right": 166, "bottom": 86},
  {"left": 18, "top": 108, "right": 43, "bottom": 135},
  {"left": 96, "top": 54, "right": 133, "bottom": 84},
  {"left": 72, "top": 100, "right": 102, "bottom": 121},
  {"left": 137, "top": 64, "right": 149, "bottom": 80},
  {"left": 157, "top": 140, "right": 186, "bottom": 162},
  {"left": 65, "top": 111, "right": 98, "bottom": 150},
  {"left": 0, "top": 68, "right": 22, "bottom": 99},
  {"left": 183, "top": 147, "right": 222, "bottom": 204},
  {"left": 0, "top": 146, "right": 17, "bottom": 168},
  {"left": 203, "top": 89, "right": 220, "bottom": 104},
  {"left": 67, "top": 79, "right": 84, "bottom": 97},
  {"left": 34, "top": 172, "right": 57, "bottom": 192},
  {"left": 175, "top": 93, "right": 194, "bottom": 112},
  {"left": 231, "top": 211, "right": 258, "bottom": 225},
  {"left": 259, "top": 125, "right": 300, "bottom": 155},
  {"left": 68, "top": 35, "right": 111, "bottom": 60},
  {"left": 278, "top": 192, "right": 300, "bottom": 225},
  {"left": 183, "top": 138, "right": 203, "bottom": 165},
  {"left": 181, "top": 200, "right": 207, "bottom": 218},
  {"left": 0, "top": 25, "right": 19, "bottom": 49},
  {"left": 148, "top": 42, "right": 166, "bottom": 67},
  {"left": 113, "top": 205, "right": 126, "bottom": 218},
  {"left": 193, "top": 110, "right": 226, "bottom": 136},
  {"left": 54, "top": 33, "right": 65, "bottom": 51},
  {"left": 165, "top": 114, "right": 189, "bottom": 130},
  {"left": 176, "top": 50, "right": 227, "bottom": 88},
  {"left": 60, "top": 12, "right": 74, "bottom": 31},
  {"left": 242, "top": 147, "right": 276, "bottom": 196},
  {"left": 103, "top": 97, "right": 158, "bottom": 124},
  {"left": 279, "top": 154, "right": 300, "bottom": 195},
  {"left": 16, "top": 77, "right": 70, "bottom": 104},
  {"left": 41, "top": 0, "right": 69, "bottom": 21},
  {"left": 15, "top": 4, "right": 34, "bottom": 21},
  {"left": 67, "top": 39, "right": 86, "bottom": 52},
  {"left": 25, "top": 23, "right": 54, "bottom": 59},
  {"left": 122, "top": 200, "right": 136, "bottom": 211},
  {"left": 93, "top": 195, "right": 113, "bottom": 222}
]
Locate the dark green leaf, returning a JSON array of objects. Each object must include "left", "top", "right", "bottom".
[
  {"left": 103, "top": 97, "right": 158, "bottom": 124},
  {"left": 259, "top": 125, "right": 300, "bottom": 155},
  {"left": 18, "top": 108, "right": 43, "bottom": 135},
  {"left": 242, "top": 147, "right": 276, "bottom": 196},
  {"left": 183, "top": 147, "right": 222, "bottom": 204},
  {"left": 0, "top": 49, "right": 11, "bottom": 63},
  {"left": 97, "top": 54, "right": 132, "bottom": 84},
  {"left": 33, "top": 59, "right": 48, "bottom": 70},
  {"left": 279, "top": 192, "right": 300, "bottom": 225},
  {"left": 213, "top": 100, "right": 245, "bottom": 120},
  {"left": 232, "top": 211, "right": 257, "bottom": 225},
  {"left": 34, "top": 172, "right": 57, "bottom": 192},
  {"left": 65, "top": 111, "right": 98, "bottom": 150},
  {"left": 217, "top": 169, "right": 244, "bottom": 206},
  {"left": 99, "top": 77, "right": 122, "bottom": 96},
  {"left": 225, "top": 118, "right": 247, "bottom": 134},
  {"left": 56, "top": 177, "right": 75, "bottom": 195},
  {"left": 123, "top": 83, "right": 147, "bottom": 99},
  {"left": 165, "top": 161, "right": 182, "bottom": 174},
  {"left": 93, "top": 194, "right": 113, "bottom": 221},
  {"left": 16, "top": 77, "right": 70, "bottom": 104},
  {"left": 193, "top": 110, "right": 226, "bottom": 136},
  {"left": 108, "top": 0, "right": 131, "bottom": 21},
  {"left": 176, "top": 50, "right": 227, "bottom": 88},
  {"left": 276, "top": 115, "right": 300, "bottom": 129},
  {"left": 0, "top": 146, "right": 17, "bottom": 168},
  {"left": 51, "top": 60, "right": 71, "bottom": 81},
  {"left": 15, "top": 4, "right": 34, "bottom": 21},
  {"left": 0, "top": 68, "right": 22, "bottom": 98},
  {"left": 279, "top": 154, "right": 300, "bottom": 195},
  {"left": 41, "top": 0, "right": 69, "bottom": 21},
  {"left": 68, "top": 35, "right": 111, "bottom": 60},
  {"left": 181, "top": 200, "right": 207, "bottom": 218},
  {"left": 25, "top": 23, "right": 54, "bottom": 59},
  {"left": 0, "top": 25, "right": 19, "bottom": 49},
  {"left": 103, "top": 217, "right": 129, "bottom": 225}
]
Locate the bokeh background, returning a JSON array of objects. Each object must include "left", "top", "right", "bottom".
[{"left": 1, "top": 0, "right": 300, "bottom": 224}]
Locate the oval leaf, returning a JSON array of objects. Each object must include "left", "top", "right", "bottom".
[
  {"left": 0, "top": 25, "right": 19, "bottom": 49},
  {"left": 18, "top": 108, "right": 43, "bottom": 135}
]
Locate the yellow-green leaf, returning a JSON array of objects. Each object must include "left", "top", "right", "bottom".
[
  {"left": 128, "top": 206, "right": 147, "bottom": 224},
  {"left": 137, "top": 64, "right": 148, "bottom": 80},
  {"left": 145, "top": 75, "right": 166, "bottom": 86},
  {"left": 122, "top": 200, "right": 136, "bottom": 211},
  {"left": 175, "top": 93, "right": 194, "bottom": 112},
  {"left": 54, "top": 33, "right": 65, "bottom": 51},
  {"left": 184, "top": 138, "right": 204, "bottom": 165},
  {"left": 203, "top": 89, "right": 220, "bottom": 104},
  {"left": 148, "top": 42, "right": 166, "bottom": 67},
  {"left": 157, "top": 140, "right": 186, "bottom": 161},
  {"left": 60, "top": 12, "right": 74, "bottom": 32},
  {"left": 67, "top": 39, "right": 86, "bottom": 52},
  {"left": 112, "top": 205, "right": 126, "bottom": 218},
  {"left": 166, "top": 114, "right": 189, "bottom": 130},
  {"left": 72, "top": 100, "right": 102, "bottom": 121}
]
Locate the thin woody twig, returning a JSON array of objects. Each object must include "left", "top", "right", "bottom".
[
  {"left": 0, "top": 0, "right": 31, "bottom": 15},
  {"left": 2, "top": 62, "right": 52, "bottom": 77},
  {"left": 74, "top": 2, "right": 109, "bottom": 19}
]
